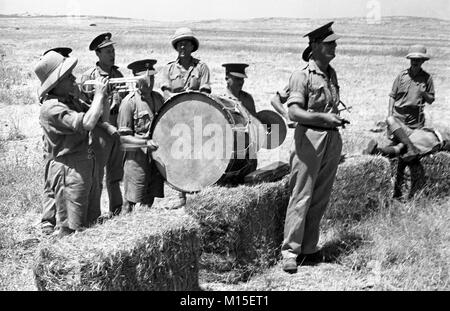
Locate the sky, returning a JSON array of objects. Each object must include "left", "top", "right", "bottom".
[{"left": 0, "top": 0, "right": 449, "bottom": 21}]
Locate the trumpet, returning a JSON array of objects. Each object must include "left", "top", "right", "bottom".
[{"left": 79, "top": 74, "right": 149, "bottom": 94}]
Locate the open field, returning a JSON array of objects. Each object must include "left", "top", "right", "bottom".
[{"left": 0, "top": 15, "right": 449, "bottom": 291}]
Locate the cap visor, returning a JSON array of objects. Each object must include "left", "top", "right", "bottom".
[
  {"left": 229, "top": 72, "right": 247, "bottom": 79},
  {"left": 97, "top": 41, "right": 115, "bottom": 49},
  {"left": 322, "top": 33, "right": 341, "bottom": 42},
  {"left": 136, "top": 70, "right": 157, "bottom": 76},
  {"left": 38, "top": 57, "right": 78, "bottom": 99}
]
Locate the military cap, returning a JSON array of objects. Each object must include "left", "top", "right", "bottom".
[
  {"left": 222, "top": 63, "right": 249, "bottom": 78},
  {"left": 89, "top": 32, "right": 115, "bottom": 51},
  {"left": 43, "top": 47, "right": 72, "bottom": 57},
  {"left": 127, "top": 59, "right": 157, "bottom": 76},
  {"left": 302, "top": 22, "right": 341, "bottom": 61}
]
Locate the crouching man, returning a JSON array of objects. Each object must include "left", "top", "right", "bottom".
[{"left": 35, "top": 51, "right": 109, "bottom": 237}]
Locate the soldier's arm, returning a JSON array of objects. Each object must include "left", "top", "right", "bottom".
[{"left": 83, "top": 77, "right": 108, "bottom": 130}]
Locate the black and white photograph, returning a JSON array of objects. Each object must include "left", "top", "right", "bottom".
[{"left": 0, "top": 0, "right": 449, "bottom": 295}]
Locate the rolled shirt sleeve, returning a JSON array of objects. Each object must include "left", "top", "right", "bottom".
[
  {"left": 41, "top": 101, "right": 85, "bottom": 135},
  {"left": 389, "top": 73, "right": 401, "bottom": 99},
  {"left": 117, "top": 95, "right": 135, "bottom": 136},
  {"left": 286, "top": 70, "right": 308, "bottom": 109}
]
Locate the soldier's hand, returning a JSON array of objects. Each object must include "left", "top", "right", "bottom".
[
  {"left": 323, "top": 113, "right": 349, "bottom": 128},
  {"left": 94, "top": 77, "right": 108, "bottom": 96},
  {"left": 146, "top": 139, "right": 159, "bottom": 151}
]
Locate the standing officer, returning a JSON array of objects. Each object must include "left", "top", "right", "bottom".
[
  {"left": 35, "top": 51, "right": 108, "bottom": 237},
  {"left": 160, "top": 27, "right": 212, "bottom": 208},
  {"left": 117, "top": 59, "right": 165, "bottom": 212},
  {"left": 281, "top": 22, "right": 349, "bottom": 273},
  {"left": 81, "top": 33, "right": 124, "bottom": 216},
  {"left": 219, "top": 63, "right": 257, "bottom": 184}
]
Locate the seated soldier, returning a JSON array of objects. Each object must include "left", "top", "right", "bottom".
[
  {"left": 117, "top": 59, "right": 165, "bottom": 212},
  {"left": 363, "top": 116, "right": 450, "bottom": 160}
]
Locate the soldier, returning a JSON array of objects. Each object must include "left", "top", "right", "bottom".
[
  {"left": 117, "top": 59, "right": 165, "bottom": 212},
  {"left": 387, "top": 44, "right": 435, "bottom": 160},
  {"left": 35, "top": 51, "right": 108, "bottom": 237},
  {"left": 40, "top": 47, "right": 73, "bottom": 235},
  {"left": 218, "top": 63, "right": 257, "bottom": 184},
  {"left": 281, "top": 22, "right": 349, "bottom": 273},
  {"left": 161, "top": 27, "right": 211, "bottom": 100},
  {"left": 160, "top": 27, "right": 212, "bottom": 208},
  {"left": 81, "top": 33, "right": 124, "bottom": 216}
]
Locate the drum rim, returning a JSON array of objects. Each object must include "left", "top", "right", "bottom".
[{"left": 150, "top": 91, "right": 238, "bottom": 193}]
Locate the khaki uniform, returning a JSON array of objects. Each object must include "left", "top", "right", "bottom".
[
  {"left": 389, "top": 68, "right": 434, "bottom": 129},
  {"left": 39, "top": 95, "right": 101, "bottom": 231},
  {"left": 282, "top": 59, "right": 343, "bottom": 258},
  {"left": 81, "top": 64, "right": 124, "bottom": 213},
  {"left": 117, "top": 91, "right": 165, "bottom": 204},
  {"left": 160, "top": 57, "right": 211, "bottom": 99}
]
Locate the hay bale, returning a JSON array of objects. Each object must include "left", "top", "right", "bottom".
[
  {"left": 326, "top": 155, "right": 393, "bottom": 223},
  {"left": 33, "top": 209, "right": 200, "bottom": 291},
  {"left": 185, "top": 177, "right": 290, "bottom": 283}
]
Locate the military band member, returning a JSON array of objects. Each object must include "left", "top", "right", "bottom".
[
  {"left": 218, "top": 63, "right": 257, "bottom": 184},
  {"left": 281, "top": 22, "right": 349, "bottom": 273},
  {"left": 81, "top": 33, "right": 124, "bottom": 216},
  {"left": 161, "top": 27, "right": 211, "bottom": 100},
  {"left": 35, "top": 51, "right": 108, "bottom": 237},
  {"left": 117, "top": 59, "right": 165, "bottom": 212},
  {"left": 160, "top": 27, "right": 212, "bottom": 209},
  {"left": 40, "top": 47, "right": 74, "bottom": 235}
]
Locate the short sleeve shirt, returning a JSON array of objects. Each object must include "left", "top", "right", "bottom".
[
  {"left": 389, "top": 69, "right": 434, "bottom": 129},
  {"left": 117, "top": 90, "right": 165, "bottom": 138},
  {"left": 286, "top": 59, "right": 340, "bottom": 114},
  {"left": 39, "top": 95, "right": 89, "bottom": 159},
  {"left": 160, "top": 57, "right": 211, "bottom": 96}
]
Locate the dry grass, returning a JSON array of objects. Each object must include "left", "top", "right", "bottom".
[{"left": 0, "top": 15, "right": 449, "bottom": 291}]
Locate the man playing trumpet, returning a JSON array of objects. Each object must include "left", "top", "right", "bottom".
[
  {"left": 81, "top": 33, "right": 125, "bottom": 216},
  {"left": 35, "top": 51, "right": 109, "bottom": 237},
  {"left": 117, "top": 59, "right": 165, "bottom": 212}
]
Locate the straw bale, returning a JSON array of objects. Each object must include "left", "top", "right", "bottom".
[
  {"left": 185, "top": 176, "right": 290, "bottom": 283},
  {"left": 326, "top": 155, "right": 393, "bottom": 222},
  {"left": 33, "top": 208, "right": 200, "bottom": 291}
]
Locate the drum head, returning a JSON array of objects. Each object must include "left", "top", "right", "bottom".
[{"left": 151, "top": 92, "right": 234, "bottom": 193}]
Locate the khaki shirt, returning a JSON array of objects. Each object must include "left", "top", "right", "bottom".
[
  {"left": 389, "top": 68, "right": 434, "bottom": 129},
  {"left": 39, "top": 95, "right": 90, "bottom": 159},
  {"left": 160, "top": 57, "right": 211, "bottom": 96},
  {"left": 117, "top": 90, "right": 164, "bottom": 138},
  {"left": 80, "top": 63, "right": 125, "bottom": 112},
  {"left": 286, "top": 59, "right": 340, "bottom": 114},
  {"left": 223, "top": 87, "right": 257, "bottom": 116}
]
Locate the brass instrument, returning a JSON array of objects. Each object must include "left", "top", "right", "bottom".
[{"left": 79, "top": 74, "right": 149, "bottom": 94}]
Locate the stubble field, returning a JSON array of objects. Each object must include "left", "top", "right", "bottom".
[{"left": 0, "top": 15, "right": 449, "bottom": 291}]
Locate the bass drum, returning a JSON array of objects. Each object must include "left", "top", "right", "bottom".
[{"left": 150, "top": 91, "right": 265, "bottom": 193}]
